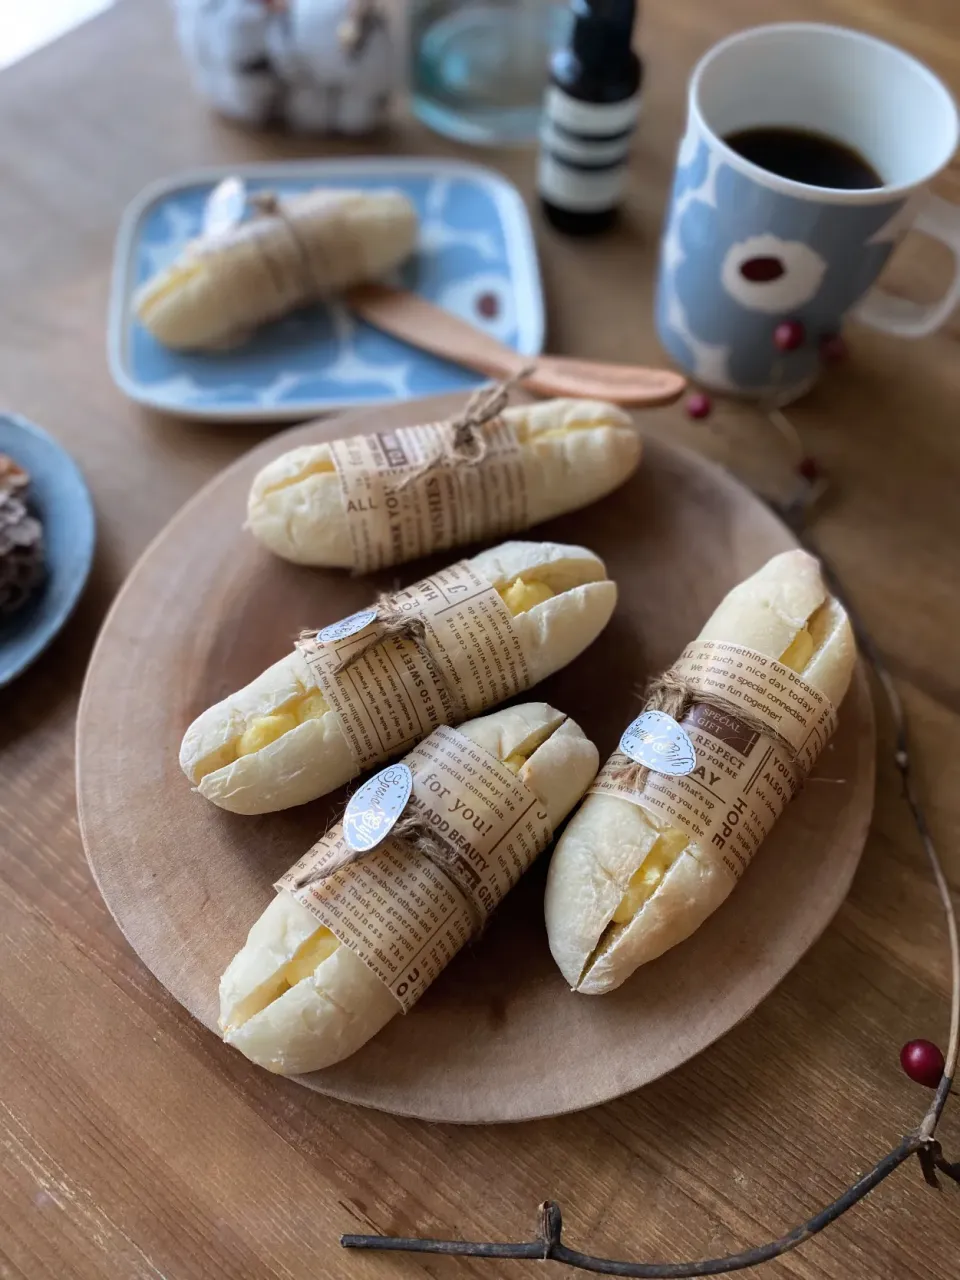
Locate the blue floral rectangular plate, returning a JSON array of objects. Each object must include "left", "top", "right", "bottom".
[{"left": 108, "top": 158, "right": 544, "bottom": 422}]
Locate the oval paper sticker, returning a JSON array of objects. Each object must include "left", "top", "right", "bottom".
[
  {"left": 317, "top": 608, "right": 378, "bottom": 645},
  {"left": 202, "top": 175, "right": 247, "bottom": 240},
  {"left": 343, "top": 763, "right": 413, "bottom": 853},
  {"left": 619, "top": 710, "right": 697, "bottom": 776}
]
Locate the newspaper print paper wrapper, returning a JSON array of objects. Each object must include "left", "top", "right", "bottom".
[
  {"left": 299, "top": 559, "right": 531, "bottom": 772},
  {"left": 590, "top": 641, "right": 839, "bottom": 884},
  {"left": 329, "top": 420, "right": 529, "bottom": 572},
  {"left": 276, "top": 725, "right": 553, "bottom": 1012}
]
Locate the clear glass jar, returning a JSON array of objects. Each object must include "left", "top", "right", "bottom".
[{"left": 410, "top": 0, "right": 570, "bottom": 145}]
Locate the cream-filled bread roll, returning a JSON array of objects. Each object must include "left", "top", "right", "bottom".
[
  {"left": 220, "top": 703, "right": 599, "bottom": 1074},
  {"left": 545, "top": 550, "right": 856, "bottom": 994},
  {"left": 135, "top": 188, "right": 418, "bottom": 350},
  {"left": 246, "top": 398, "right": 641, "bottom": 568},
  {"left": 180, "top": 541, "right": 616, "bottom": 815}
]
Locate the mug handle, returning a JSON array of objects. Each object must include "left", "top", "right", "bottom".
[{"left": 855, "top": 194, "right": 960, "bottom": 338}]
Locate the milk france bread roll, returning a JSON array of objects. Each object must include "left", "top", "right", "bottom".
[
  {"left": 545, "top": 550, "right": 856, "bottom": 994},
  {"left": 134, "top": 188, "right": 418, "bottom": 351},
  {"left": 246, "top": 396, "right": 641, "bottom": 570},
  {"left": 219, "top": 702, "right": 599, "bottom": 1074},
  {"left": 179, "top": 540, "right": 616, "bottom": 815}
]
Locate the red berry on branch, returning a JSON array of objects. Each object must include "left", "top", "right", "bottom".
[
  {"left": 900, "top": 1039, "right": 946, "bottom": 1088},
  {"left": 797, "top": 456, "right": 821, "bottom": 483},
  {"left": 773, "top": 319, "right": 806, "bottom": 352},
  {"left": 819, "top": 333, "right": 848, "bottom": 362},
  {"left": 685, "top": 392, "right": 713, "bottom": 420}
]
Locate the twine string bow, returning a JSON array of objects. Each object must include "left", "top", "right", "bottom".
[
  {"left": 246, "top": 189, "right": 330, "bottom": 300},
  {"left": 398, "top": 367, "right": 536, "bottom": 489},
  {"left": 302, "top": 591, "right": 465, "bottom": 720},
  {"left": 294, "top": 809, "right": 487, "bottom": 934}
]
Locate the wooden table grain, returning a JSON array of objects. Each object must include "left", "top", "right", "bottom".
[{"left": 1, "top": 1, "right": 959, "bottom": 1276}]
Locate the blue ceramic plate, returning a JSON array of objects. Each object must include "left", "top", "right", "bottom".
[
  {"left": 108, "top": 158, "right": 545, "bottom": 422},
  {"left": 0, "top": 415, "right": 95, "bottom": 687}
]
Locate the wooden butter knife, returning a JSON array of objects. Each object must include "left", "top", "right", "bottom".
[{"left": 345, "top": 284, "right": 687, "bottom": 407}]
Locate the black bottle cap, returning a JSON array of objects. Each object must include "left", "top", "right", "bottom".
[
  {"left": 569, "top": 0, "right": 637, "bottom": 66},
  {"left": 572, "top": 0, "right": 635, "bottom": 28}
]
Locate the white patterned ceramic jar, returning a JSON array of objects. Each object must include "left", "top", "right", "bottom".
[{"left": 173, "top": 0, "right": 400, "bottom": 134}]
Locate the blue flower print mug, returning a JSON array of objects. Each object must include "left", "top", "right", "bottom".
[{"left": 656, "top": 24, "right": 960, "bottom": 398}]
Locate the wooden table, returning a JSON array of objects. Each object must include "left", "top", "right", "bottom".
[{"left": 1, "top": 1, "right": 959, "bottom": 1276}]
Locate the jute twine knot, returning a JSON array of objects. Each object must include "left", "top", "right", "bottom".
[
  {"left": 398, "top": 367, "right": 536, "bottom": 490},
  {"left": 390, "top": 813, "right": 487, "bottom": 932},
  {"left": 248, "top": 191, "right": 281, "bottom": 218},
  {"left": 293, "top": 811, "right": 487, "bottom": 933},
  {"left": 246, "top": 189, "right": 329, "bottom": 300},
  {"left": 611, "top": 671, "right": 803, "bottom": 796},
  {"left": 301, "top": 594, "right": 465, "bottom": 719}
]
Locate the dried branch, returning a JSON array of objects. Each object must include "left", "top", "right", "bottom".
[
  {"left": 341, "top": 495, "right": 959, "bottom": 1274},
  {"left": 342, "top": 1140, "right": 936, "bottom": 1274}
]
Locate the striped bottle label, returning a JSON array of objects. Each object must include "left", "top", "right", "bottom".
[{"left": 538, "top": 87, "right": 641, "bottom": 213}]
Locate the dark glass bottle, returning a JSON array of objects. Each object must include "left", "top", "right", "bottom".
[{"left": 538, "top": 0, "right": 643, "bottom": 235}]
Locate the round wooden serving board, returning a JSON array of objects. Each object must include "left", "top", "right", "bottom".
[{"left": 77, "top": 393, "right": 875, "bottom": 1123}]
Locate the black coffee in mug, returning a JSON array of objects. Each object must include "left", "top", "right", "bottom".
[{"left": 724, "top": 125, "right": 884, "bottom": 189}]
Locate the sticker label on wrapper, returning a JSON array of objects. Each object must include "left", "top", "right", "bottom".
[
  {"left": 329, "top": 421, "right": 529, "bottom": 572},
  {"left": 300, "top": 560, "right": 530, "bottom": 771},
  {"left": 276, "top": 725, "right": 552, "bottom": 1012},
  {"left": 620, "top": 710, "right": 697, "bottom": 776},
  {"left": 317, "top": 609, "right": 378, "bottom": 645},
  {"left": 590, "top": 642, "right": 838, "bottom": 884},
  {"left": 343, "top": 764, "right": 413, "bottom": 853}
]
